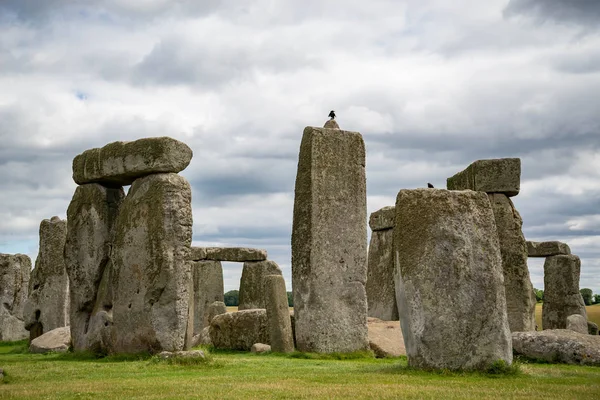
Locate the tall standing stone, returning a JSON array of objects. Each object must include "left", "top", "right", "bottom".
[
  {"left": 543, "top": 255, "right": 587, "bottom": 330},
  {"left": 23, "top": 217, "right": 70, "bottom": 340},
  {"left": 366, "top": 206, "right": 398, "bottom": 321},
  {"left": 65, "top": 184, "right": 125, "bottom": 352},
  {"left": 192, "top": 260, "right": 224, "bottom": 334},
  {"left": 111, "top": 173, "right": 193, "bottom": 353},
  {"left": 265, "top": 275, "right": 294, "bottom": 353},
  {"left": 488, "top": 194, "right": 536, "bottom": 332},
  {"left": 0, "top": 254, "right": 30, "bottom": 341},
  {"left": 394, "top": 189, "right": 512, "bottom": 370},
  {"left": 238, "top": 260, "right": 282, "bottom": 311},
  {"left": 292, "top": 126, "right": 368, "bottom": 353}
]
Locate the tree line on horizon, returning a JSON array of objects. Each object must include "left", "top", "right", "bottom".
[{"left": 534, "top": 288, "right": 599, "bottom": 306}]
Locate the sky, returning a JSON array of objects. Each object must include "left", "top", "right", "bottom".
[{"left": 1, "top": 0, "right": 599, "bottom": 294}]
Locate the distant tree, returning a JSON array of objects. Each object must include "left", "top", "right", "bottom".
[
  {"left": 224, "top": 290, "right": 239, "bottom": 306},
  {"left": 287, "top": 291, "right": 293, "bottom": 307},
  {"left": 580, "top": 288, "right": 593, "bottom": 306},
  {"left": 534, "top": 288, "right": 544, "bottom": 303},
  {"left": 593, "top": 294, "right": 600, "bottom": 305}
]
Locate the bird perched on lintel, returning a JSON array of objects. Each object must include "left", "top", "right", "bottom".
[
  {"left": 324, "top": 110, "right": 340, "bottom": 129},
  {"left": 328, "top": 110, "right": 336, "bottom": 120},
  {"left": 427, "top": 183, "right": 434, "bottom": 188}
]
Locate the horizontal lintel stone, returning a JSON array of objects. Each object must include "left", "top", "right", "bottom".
[
  {"left": 447, "top": 158, "right": 521, "bottom": 197},
  {"left": 526, "top": 241, "right": 571, "bottom": 257},
  {"left": 190, "top": 247, "right": 267, "bottom": 262},
  {"left": 369, "top": 206, "right": 395, "bottom": 231}
]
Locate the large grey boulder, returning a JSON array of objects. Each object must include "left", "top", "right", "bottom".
[
  {"left": 0, "top": 254, "right": 30, "bottom": 341},
  {"left": 526, "top": 241, "right": 571, "bottom": 257},
  {"left": 65, "top": 183, "right": 125, "bottom": 352},
  {"left": 566, "top": 314, "right": 588, "bottom": 334},
  {"left": 447, "top": 158, "right": 521, "bottom": 196},
  {"left": 72, "top": 137, "right": 193, "bottom": 186},
  {"left": 190, "top": 247, "right": 267, "bottom": 262},
  {"left": 29, "top": 326, "right": 71, "bottom": 354},
  {"left": 292, "top": 126, "right": 369, "bottom": 353},
  {"left": 206, "top": 301, "right": 227, "bottom": 326},
  {"left": 209, "top": 310, "right": 269, "bottom": 351},
  {"left": 111, "top": 173, "right": 193, "bottom": 354},
  {"left": 368, "top": 206, "right": 395, "bottom": 231},
  {"left": 366, "top": 228, "right": 398, "bottom": 321},
  {"left": 238, "top": 260, "right": 282, "bottom": 311},
  {"left": 265, "top": 275, "right": 294, "bottom": 353},
  {"left": 23, "top": 217, "right": 70, "bottom": 340},
  {"left": 394, "top": 189, "right": 512, "bottom": 370},
  {"left": 192, "top": 261, "right": 224, "bottom": 334},
  {"left": 488, "top": 194, "right": 536, "bottom": 332},
  {"left": 542, "top": 255, "right": 587, "bottom": 330},
  {"left": 512, "top": 330, "right": 600, "bottom": 366}
]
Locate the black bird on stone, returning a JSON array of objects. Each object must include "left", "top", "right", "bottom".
[
  {"left": 427, "top": 183, "right": 434, "bottom": 188},
  {"left": 328, "top": 110, "right": 336, "bottom": 120}
]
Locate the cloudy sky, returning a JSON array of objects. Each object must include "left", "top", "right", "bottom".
[{"left": 1, "top": 0, "right": 599, "bottom": 294}]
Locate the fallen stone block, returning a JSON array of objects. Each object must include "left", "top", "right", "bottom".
[
  {"left": 251, "top": 343, "right": 271, "bottom": 353},
  {"left": 190, "top": 247, "right": 267, "bottom": 262},
  {"left": 368, "top": 206, "right": 395, "bottom": 231},
  {"left": 29, "top": 326, "right": 71, "bottom": 354},
  {"left": 526, "top": 241, "right": 571, "bottom": 257},
  {"left": 566, "top": 314, "right": 588, "bottom": 334},
  {"left": 72, "top": 137, "right": 193, "bottom": 186},
  {"left": 238, "top": 260, "right": 282, "bottom": 311},
  {"left": 512, "top": 330, "right": 600, "bottom": 366},
  {"left": 209, "top": 310, "right": 269, "bottom": 351},
  {"left": 158, "top": 350, "right": 205, "bottom": 360},
  {"left": 447, "top": 158, "right": 521, "bottom": 196}
]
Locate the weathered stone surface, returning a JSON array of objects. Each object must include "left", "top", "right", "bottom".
[
  {"left": 265, "top": 275, "right": 294, "bottom": 353},
  {"left": 368, "top": 318, "right": 405, "bottom": 358},
  {"left": 158, "top": 350, "right": 206, "bottom": 360},
  {"left": 191, "top": 326, "right": 212, "bottom": 347},
  {"left": 526, "top": 241, "right": 571, "bottom": 257},
  {"left": 394, "top": 189, "right": 512, "bottom": 370},
  {"left": 65, "top": 183, "right": 124, "bottom": 352},
  {"left": 190, "top": 247, "right": 267, "bottom": 262},
  {"left": 239, "top": 261, "right": 282, "bottom": 311},
  {"left": 192, "top": 261, "right": 224, "bottom": 334},
  {"left": 447, "top": 158, "right": 521, "bottom": 196},
  {"left": 111, "top": 173, "right": 193, "bottom": 354},
  {"left": 209, "top": 310, "right": 269, "bottom": 351},
  {"left": 292, "top": 126, "right": 369, "bottom": 353},
  {"left": 23, "top": 217, "right": 70, "bottom": 340},
  {"left": 368, "top": 206, "right": 395, "bottom": 231},
  {"left": 0, "top": 254, "right": 31, "bottom": 341},
  {"left": 29, "top": 326, "right": 71, "bottom": 354},
  {"left": 366, "top": 229, "right": 398, "bottom": 321},
  {"left": 488, "top": 194, "right": 536, "bottom": 332},
  {"left": 207, "top": 301, "right": 227, "bottom": 326},
  {"left": 588, "top": 321, "right": 599, "bottom": 335},
  {"left": 323, "top": 120, "right": 340, "bottom": 129},
  {"left": 512, "top": 330, "right": 600, "bottom": 366},
  {"left": 72, "top": 137, "right": 193, "bottom": 186},
  {"left": 566, "top": 314, "right": 588, "bottom": 335},
  {"left": 251, "top": 343, "right": 271, "bottom": 353},
  {"left": 542, "top": 255, "right": 587, "bottom": 330}
]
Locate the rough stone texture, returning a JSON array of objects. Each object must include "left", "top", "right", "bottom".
[
  {"left": 394, "top": 189, "right": 512, "bottom": 370},
  {"left": 526, "top": 241, "right": 571, "bottom": 257},
  {"left": 111, "top": 173, "right": 193, "bottom": 354},
  {"left": 368, "top": 318, "right": 405, "bottom": 358},
  {"left": 366, "top": 228, "right": 398, "bottom": 321},
  {"left": 23, "top": 217, "right": 70, "bottom": 340},
  {"left": 292, "top": 126, "right": 369, "bottom": 353},
  {"left": 207, "top": 301, "right": 227, "bottom": 325},
  {"left": 0, "top": 254, "right": 31, "bottom": 341},
  {"left": 542, "top": 255, "right": 587, "bottom": 330},
  {"left": 238, "top": 261, "right": 282, "bottom": 311},
  {"left": 190, "top": 247, "right": 267, "bottom": 262},
  {"left": 369, "top": 206, "right": 395, "bottom": 231},
  {"left": 251, "top": 343, "right": 271, "bottom": 353},
  {"left": 566, "top": 314, "right": 588, "bottom": 335},
  {"left": 72, "top": 137, "right": 193, "bottom": 186},
  {"left": 323, "top": 120, "right": 340, "bottom": 129},
  {"left": 265, "top": 275, "right": 294, "bottom": 353},
  {"left": 29, "top": 326, "right": 71, "bottom": 354},
  {"left": 488, "top": 194, "right": 536, "bottom": 332},
  {"left": 447, "top": 158, "right": 521, "bottom": 197},
  {"left": 512, "top": 330, "right": 600, "bottom": 366},
  {"left": 158, "top": 350, "right": 206, "bottom": 360},
  {"left": 192, "top": 261, "right": 224, "bottom": 334},
  {"left": 588, "top": 321, "right": 599, "bottom": 335},
  {"left": 65, "top": 183, "right": 124, "bottom": 352},
  {"left": 209, "top": 310, "right": 269, "bottom": 351},
  {"left": 191, "top": 326, "right": 212, "bottom": 347}
]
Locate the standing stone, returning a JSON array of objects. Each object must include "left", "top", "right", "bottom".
[
  {"left": 394, "top": 189, "right": 512, "bottom": 370},
  {"left": 238, "top": 260, "right": 282, "bottom": 311},
  {"left": 206, "top": 301, "right": 227, "bottom": 325},
  {"left": 0, "top": 254, "right": 30, "bottom": 341},
  {"left": 65, "top": 183, "right": 124, "bottom": 352},
  {"left": 543, "top": 255, "right": 587, "bottom": 330},
  {"left": 488, "top": 194, "right": 536, "bottom": 332},
  {"left": 265, "top": 275, "right": 294, "bottom": 353},
  {"left": 23, "top": 217, "right": 70, "bottom": 340},
  {"left": 566, "top": 314, "right": 588, "bottom": 334},
  {"left": 111, "top": 173, "right": 193, "bottom": 353},
  {"left": 192, "top": 260, "right": 224, "bottom": 334},
  {"left": 367, "top": 228, "right": 398, "bottom": 321},
  {"left": 292, "top": 126, "right": 369, "bottom": 353},
  {"left": 446, "top": 158, "right": 521, "bottom": 196}
]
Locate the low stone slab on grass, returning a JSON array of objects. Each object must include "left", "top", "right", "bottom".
[
  {"left": 512, "top": 330, "right": 600, "bottom": 366},
  {"left": 526, "top": 241, "right": 571, "bottom": 257},
  {"left": 446, "top": 158, "right": 521, "bottom": 196},
  {"left": 29, "top": 327, "right": 71, "bottom": 354},
  {"left": 190, "top": 247, "right": 267, "bottom": 262},
  {"left": 209, "top": 310, "right": 269, "bottom": 351},
  {"left": 367, "top": 318, "right": 405, "bottom": 358}
]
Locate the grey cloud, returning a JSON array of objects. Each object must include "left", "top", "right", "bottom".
[{"left": 504, "top": 0, "right": 600, "bottom": 28}]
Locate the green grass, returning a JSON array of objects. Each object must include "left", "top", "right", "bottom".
[
  {"left": 1, "top": 342, "right": 599, "bottom": 399},
  {"left": 535, "top": 303, "right": 600, "bottom": 329}
]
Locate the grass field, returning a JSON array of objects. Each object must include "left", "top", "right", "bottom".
[
  {"left": 535, "top": 303, "right": 600, "bottom": 330},
  {"left": 1, "top": 341, "right": 599, "bottom": 399}
]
